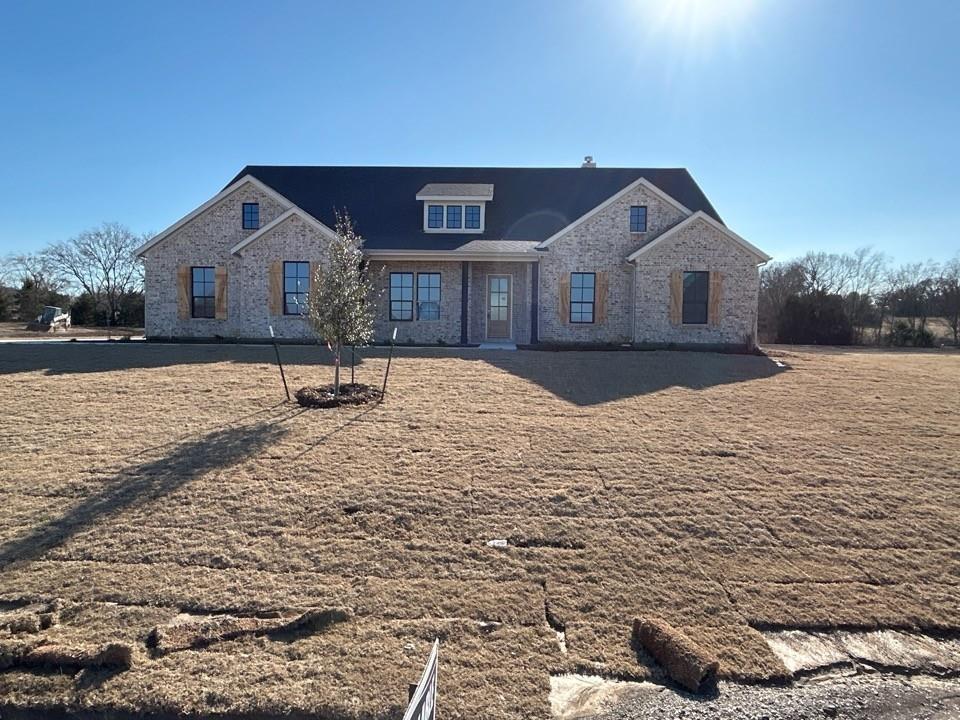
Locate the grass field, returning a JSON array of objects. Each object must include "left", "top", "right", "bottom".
[{"left": 0, "top": 343, "right": 957, "bottom": 719}]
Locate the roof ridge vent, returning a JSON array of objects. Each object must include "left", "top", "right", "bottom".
[{"left": 581, "top": 156, "right": 596, "bottom": 168}]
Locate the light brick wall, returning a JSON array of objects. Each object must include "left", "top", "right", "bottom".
[
  {"left": 369, "top": 261, "right": 463, "bottom": 345},
  {"left": 142, "top": 183, "right": 287, "bottom": 338},
  {"left": 538, "top": 184, "right": 687, "bottom": 344},
  {"left": 469, "top": 261, "right": 531, "bottom": 344},
  {"left": 238, "top": 214, "right": 330, "bottom": 340},
  {"left": 633, "top": 218, "right": 761, "bottom": 346}
]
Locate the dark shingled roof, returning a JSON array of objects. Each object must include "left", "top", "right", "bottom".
[{"left": 228, "top": 166, "right": 722, "bottom": 251}]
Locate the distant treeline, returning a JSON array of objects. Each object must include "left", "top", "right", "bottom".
[
  {"left": 760, "top": 248, "right": 960, "bottom": 347},
  {"left": 0, "top": 223, "right": 149, "bottom": 327}
]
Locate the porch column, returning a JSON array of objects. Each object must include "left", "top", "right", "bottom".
[
  {"left": 460, "top": 261, "right": 469, "bottom": 345},
  {"left": 530, "top": 261, "right": 539, "bottom": 344}
]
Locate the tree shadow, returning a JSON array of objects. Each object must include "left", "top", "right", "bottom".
[{"left": 0, "top": 418, "right": 292, "bottom": 569}]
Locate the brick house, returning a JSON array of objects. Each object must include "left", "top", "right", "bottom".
[{"left": 135, "top": 162, "right": 771, "bottom": 348}]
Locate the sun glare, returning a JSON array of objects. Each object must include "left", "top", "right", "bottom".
[{"left": 632, "top": 0, "right": 759, "bottom": 61}]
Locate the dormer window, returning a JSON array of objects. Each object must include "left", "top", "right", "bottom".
[
  {"left": 417, "top": 183, "right": 494, "bottom": 233},
  {"left": 446, "top": 205, "right": 462, "bottom": 229},
  {"left": 465, "top": 205, "right": 481, "bottom": 229}
]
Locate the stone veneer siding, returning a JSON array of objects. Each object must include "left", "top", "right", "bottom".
[
  {"left": 142, "top": 183, "right": 288, "bottom": 338},
  {"left": 538, "top": 183, "right": 687, "bottom": 344},
  {"left": 633, "top": 218, "right": 761, "bottom": 346},
  {"left": 469, "top": 262, "right": 532, "bottom": 344},
  {"left": 370, "top": 261, "right": 463, "bottom": 345}
]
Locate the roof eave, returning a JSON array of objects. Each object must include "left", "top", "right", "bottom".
[{"left": 364, "top": 249, "right": 537, "bottom": 262}]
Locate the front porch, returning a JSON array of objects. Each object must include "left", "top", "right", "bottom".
[{"left": 368, "top": 256, "right": 540, "bottom": 346}]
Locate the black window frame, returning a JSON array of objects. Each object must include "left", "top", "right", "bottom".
[
  {"left": 242, "top": 202, "right": 260, "bottom": 230},
  {"left": 682, "top": 271, "right": 710, "bottom": 325},
  {"left": 427, "top": 204, "right": 444, "bottom": 229},
  {"left": 464, "top": 204, "right": 481, "bottom": 229},
  {"left": 569, "top": 272, "right": 596, "bottom": 324},
  {"left": 445, "top": 204, "right": 462, "bottom": 229},
  {"left": 191, "top": 266, "right": 216, "bottom": 319},
  {"left": 389, "top": 272, "right": 414, "bottom": 321},
  {"left": 416, "top": 272, "right": 441, "bottom": 321},
  {"left": 629, "top": 205, "right": 647, "bottom": 233},
  {"left": 283, "top": 261, "right": 310, "bottom": 316}
]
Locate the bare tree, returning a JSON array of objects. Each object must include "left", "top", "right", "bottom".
[
  {"left": 884, "top": 261, "right": 939, "bottom": 333},
  {"left": 306, "top": 212, "right": 381, "bottom": 398},
  {"left": 799, "top": 252, "right": 852, "bottom": 295},
  {"left": 758, "top": 260, "right": 805, "bottom": 342},
  {"left": 7, "top": 253, "right": 69, "bottom": 321},
  {"left": 44, "top": 222, "right": 145, "bottom": 325},
  {"left": 938, "top": 254, "right": 960, "bottom": 345},
  {"left": 0, "top": 255, "right": 12, "bottom": 287},
  {"left": 842, "top": 247, "right": 887, "bottom": 342}
]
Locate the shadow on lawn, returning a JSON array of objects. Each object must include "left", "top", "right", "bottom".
[
  {"left": 0, "top": 342, "right": 341, "bottom": 376},
  {"left": 476, "top": 349, "right": 786, "bottom": 405},
  {"left": 0, "top": 343, "right": 786, "bottom": 405},
  {"left": 0, "top": 418, "right": 291, "bottom": 569}
]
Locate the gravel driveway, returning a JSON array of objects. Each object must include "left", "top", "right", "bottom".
[{"left": 597, "top": 673, "right": 960, "bottom": 720}]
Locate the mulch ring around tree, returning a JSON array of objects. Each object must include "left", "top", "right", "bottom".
[{"left": 295, "top": 383, "right": 382, "bottom": 409}]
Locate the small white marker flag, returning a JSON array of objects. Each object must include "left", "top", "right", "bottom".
[{"left": 403, "top": 639, "right": 438, "bottom": 720}]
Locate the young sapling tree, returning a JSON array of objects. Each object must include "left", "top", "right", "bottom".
[{"left": 306, "top": 211, "right": 379, "bottom": 398}]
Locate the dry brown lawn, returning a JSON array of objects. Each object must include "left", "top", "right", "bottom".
[
  {"left": 0, "top": 322, "right": 143, "bottom": 339},
  {"left": 0, "top": 343, "right": 957, "bottom": 718}
]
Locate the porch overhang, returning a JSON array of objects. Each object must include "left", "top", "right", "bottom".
[{"left": 363, "top": 249, "right": 538, "bottom": 262}]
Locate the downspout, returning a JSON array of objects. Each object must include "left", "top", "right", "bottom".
[{"left": 628, "top": 259, "right": 637, "bottom": 344}]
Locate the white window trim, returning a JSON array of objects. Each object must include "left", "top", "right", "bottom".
[{"left": 423, "top": 202, "right": 486, "bottom": 234}]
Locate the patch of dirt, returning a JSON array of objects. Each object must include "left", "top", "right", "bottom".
[
  {"left": 0, "top": 322, "right": 143, "bottom": 340},
  {"left": 763, "top": 628, "right": 960, "bottom": 677},
  {"left": 148, "top": 607, "right": 351, "bottom": 654},
  {"left": 294, "top": 382, "right": 381, "bottom": 408}
]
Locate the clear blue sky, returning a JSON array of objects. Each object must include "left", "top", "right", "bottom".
[{"left": 1, "top": 0, "right": 957, "bottom": 263}]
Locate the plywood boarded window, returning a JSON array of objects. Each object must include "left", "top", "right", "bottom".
[
  {"left": 668, "top": 271, "right": 682, "bottom": 326},
  {"left": 214, "top": 266, "right": 228, "bottom": 320},
  {"left": 595, "top": 271, "right": 609, "bottom": 325},
  {"left": 177, "top": 265, "right": 190, "bottom": 320},
  {"left": 708, "top": 271, "right": 724, "bottom": 327},
  {"left": 268, "top": 261, "right": 282, "bottom": 316}
]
